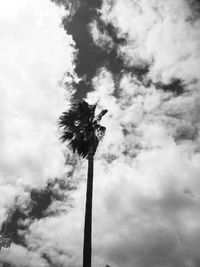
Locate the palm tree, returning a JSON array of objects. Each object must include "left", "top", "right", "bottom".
[{"left": 58, "top": 100, "right": 107, "bottom": 267}]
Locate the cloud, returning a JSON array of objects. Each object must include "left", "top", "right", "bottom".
[
  {"left": 0, "top": 0, "right": 75, "bottom": 190},
  {"left": 1, "top": 0, "right": 200, "bottom": 267},
  {"left": 52, "top": 0, "right": 131, "bottom": 99},
  {"left": 93, "top": 150, "right": 200, "bottom": 267},
  {"left": 100, "top": 0, "right": 200, "bottom": 87},
  {"left": 0, "top": 244, "right": 49, "bottom": 267},
  {"left": 0, "top": 0, "right": 77, "bottom": 265},
  {"left": 83, "top": 59, "right": 200, "bottom": 266},
  {"left": 89, "top": 20, "right": 114, "bottom": 52}
]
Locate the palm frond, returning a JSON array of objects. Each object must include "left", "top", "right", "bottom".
[
  {"left": 58, "top": 100, "right": 107, "bottom": 157},
  {"left": 95, "top": 125, "right": 106, "bottom": 141},
  {"left": 95, "top": 109, "right": 108, "bottom": 122}
]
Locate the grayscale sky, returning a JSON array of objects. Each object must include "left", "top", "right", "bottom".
[{"left": 0, "top": 0, "right": 200, "bottom": 266}]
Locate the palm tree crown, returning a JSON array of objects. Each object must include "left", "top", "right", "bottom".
[{"left": 58, "top": 100, "right": 107, "bottom": 157}]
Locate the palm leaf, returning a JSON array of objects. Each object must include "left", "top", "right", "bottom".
[
  {"left": 58, "top": 100, "right": 107, "bottom": 157},
  {"left": 95, "top": 109, "right": 108, "bottom": 122}
]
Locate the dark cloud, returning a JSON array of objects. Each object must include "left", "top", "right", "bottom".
[
  {"left": 187, "top": 0, "right": 200, "bottom": 20},
  {"left": 42, "top": 253, "right": 54, "bottom": 266},
  {"left": 51, "top": 0, "right": 150, "bottom": 99},
  {"left": 29, "top": 188, "right": 52, "bottom": 219},
  {"left": 60, "top": 0, "right": 105, "bottom": 98},
  {"left": 155, "top": 78, "right": 185, "bottom": 96},
  {"left": 174, "top": 124, "right": 198, "bottom": 142},
  {"left": 0, "top": 178, "right": 76, "bottom": 248},
  {"left": 0, "top": 208, "right": 27, "bottom": 246}
]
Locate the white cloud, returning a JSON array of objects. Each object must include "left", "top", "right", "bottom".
[
  {"left": 0, "top": 244, "right": 49, "bottom": 267},
  {"left": 0, "top": 0, "right": 76, "bottom": 263},
  {"left": 0, "top": 0, "right": 75, "bottom": 190},
  {"left": 83, "top": 59, "right": 200, "bottom": 266},
  {"left": 24, "top": 64, "right": 198, "bottom": 267},
  {"left": 1, "top": 0, "right": 200, "bottom": 267},
  {"left": 100, "top": 0, "right": 200, "bottom": 86},
  {"left": 89, "top": 20, "right": 114, "bottom": 51}
]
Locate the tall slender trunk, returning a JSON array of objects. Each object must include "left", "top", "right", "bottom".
[{"left": 83, "top": 146, "right": 94, "bottom": 267}]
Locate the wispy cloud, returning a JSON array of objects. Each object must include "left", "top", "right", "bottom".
[{"left": 1, "top": 0, "right": 200, "bottom": 266}]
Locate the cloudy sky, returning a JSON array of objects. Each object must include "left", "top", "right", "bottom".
[{"left": 0, "top": 0, "right": 200, "bottom": 266}]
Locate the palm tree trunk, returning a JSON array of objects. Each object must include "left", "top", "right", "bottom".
[{"left": 83, "top": 146, "right": 94, "bottom": 267}]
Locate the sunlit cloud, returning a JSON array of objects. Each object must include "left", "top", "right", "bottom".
[{"left": 1, "top": 0, "right": 200, "bottom": 266}]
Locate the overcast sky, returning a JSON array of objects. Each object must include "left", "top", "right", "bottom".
[{"left": 0, "top": 0, "right": 200, "bottom": 266}]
